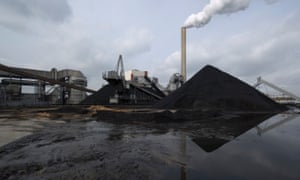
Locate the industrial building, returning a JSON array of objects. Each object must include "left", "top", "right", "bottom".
[
  {"left": 0, "top": 64, "right": 92, "bottom": 106},
  {"left": 81, "top": 55, "right": 184, "bottom": 105},
  {"left": 99, "top": 55, "right": 166, "bottom": 105}
]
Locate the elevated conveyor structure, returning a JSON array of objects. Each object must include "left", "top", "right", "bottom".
[
  {"left": 254, "top": 77, "right": 300, "bottom": 105},
  {"left": 0, "top": 64, "right": 95, "bottom": 93},
  {"left": 0, "top": 63, "right": 95, "bottom": 105}
]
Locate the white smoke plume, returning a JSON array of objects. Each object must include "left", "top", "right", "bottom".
[{"left": 184, "top": 0, "right": 278, "bottom": 28}]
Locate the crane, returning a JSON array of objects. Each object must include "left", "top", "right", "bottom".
[{"left": 102, "top": 55, "right": 125, "bottom": 82}]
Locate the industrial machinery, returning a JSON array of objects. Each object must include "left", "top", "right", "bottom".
[
  {"left": 102, "top": 55, "right": 165, "bottom": 105},
  {"left": 166, "top": 73, "right": 184, "bottom": 93},
  {"left": 254, "top": 76, "right": 300, "bottom": 105},
  {"left": 0, "top": 63, "right": 94, "bottom": 106},
  {"left": 103, "top": 55, "right": 125, "bottom": 85}
]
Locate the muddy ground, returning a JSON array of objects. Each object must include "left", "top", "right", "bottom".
[{"left": 0, "top": 106, "right": 280, "bottom": 179}]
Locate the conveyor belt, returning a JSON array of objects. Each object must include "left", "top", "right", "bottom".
[{"left": 0, "top": 64, "right": 96, "bottom": 93}]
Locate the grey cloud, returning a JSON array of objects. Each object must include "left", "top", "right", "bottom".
[
  {"left": 0, "top": 0, "right": 72, "bottom": 32},
  {"left": 114, "top": 28, "right": 153, "bottom": 58},
  {"left": 1, "top": 0, "right": 32, "bottom": 17},
  {"left": 0, "top": 0, "right": 72, "bottom": 22},
  {"left": 152, "top": 51, "right": 181, "bottom": 85}
]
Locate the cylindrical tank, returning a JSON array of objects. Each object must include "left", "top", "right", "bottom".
[
  {"left": 57, "top": 69, "right": 87, "bottom": 104},
  {"left": 51, "top": 68, "right": 58, "bottom": 80}
]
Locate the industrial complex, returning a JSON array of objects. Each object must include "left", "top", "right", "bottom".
[
  {"left": 1, "top": 0, "right": 300, "bottom": 179},
  {"left": 0, "top": 27, "right": 298, "bottom": 107}
]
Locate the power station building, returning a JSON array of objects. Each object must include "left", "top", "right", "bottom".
[{"left": 0, "top": 64, "right": 89, "bottom": 106}]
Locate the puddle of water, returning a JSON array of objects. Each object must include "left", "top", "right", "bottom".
[
  {"left": 83, "top": 113, "right": 300, "bottom": 179},
  {"left": 159, "top": 114, "right": 300, "bottom": 179},
  {"left": 0, "top": 118, "right": 65, "bottom": 147},
  {"left": 78, "top": 114, "right": 300, "bottom": 179}
]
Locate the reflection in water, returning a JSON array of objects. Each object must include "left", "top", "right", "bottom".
[
  {"left": 191, "top": 137, "right": 229, "bottom": 153},
  {"left": 255, "top": 114, "right": 299, "bottom": 136},
  {"left": 189, "top": 113, "right": 275, "bottom": 152},
  {"left": 0, "top": 118, "right": 64, "bottom": 147},
  {"left": 175, "top": 113, "right": 289, "bottom": 179},
  {"left": 175, "top": 113, "right": 300, "bottom": 179},
  {"left": 180, "top": 133, "right": 187, "bottom": 180}
]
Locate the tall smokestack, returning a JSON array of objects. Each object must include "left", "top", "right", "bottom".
[{"left": 181, "top": 27, "right": 186, "bottom": 82}]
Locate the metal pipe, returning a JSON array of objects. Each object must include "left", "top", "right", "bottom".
[{"left": 181, "top": 27, "right": 187, "bottom": 82}]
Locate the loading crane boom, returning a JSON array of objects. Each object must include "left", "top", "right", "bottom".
[
  {"left": 102, "top": 55, "right": 125, "bottom": 86},
  {"left": 116, "top": 55, "right": 125, "bottom": 81},
  {"left": 254, "top": 76, "right": 300, "bottom": 102}
]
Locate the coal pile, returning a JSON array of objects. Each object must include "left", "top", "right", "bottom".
[
  {"left": 81, "top": 83, "right": 165, "bottom": 105},
  {"left": 81, "top": 84, "right": 116, "bottom": 105},
  {"left": 155, "top": 65, "right": 286, "bottom": 113}
]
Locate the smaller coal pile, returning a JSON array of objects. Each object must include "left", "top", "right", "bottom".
[
  {"left": 81, "top": 83, "right": 165, "bottom": 106},
  {"left": 155, "top": 65, "right": 286, "bottom": 113},
  {"left": 80, "top": 85, "right": 116, "bottom": 105}
]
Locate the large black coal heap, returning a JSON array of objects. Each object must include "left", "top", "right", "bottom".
[{"left": 155, "top": 65, "right": 286, "bottom": 112}]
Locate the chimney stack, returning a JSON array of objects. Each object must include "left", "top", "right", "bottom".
[{"left": 181, "top": 27, "right": 186, "bottom": 82}]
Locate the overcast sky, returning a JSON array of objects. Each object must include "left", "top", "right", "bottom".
[{"left": 0, "top": 0, "right": 299, "bottom": 95}]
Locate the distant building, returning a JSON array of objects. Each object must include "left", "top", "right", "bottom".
[{"left": 0, "top": 65, "right": 88, "bottom": 106}]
